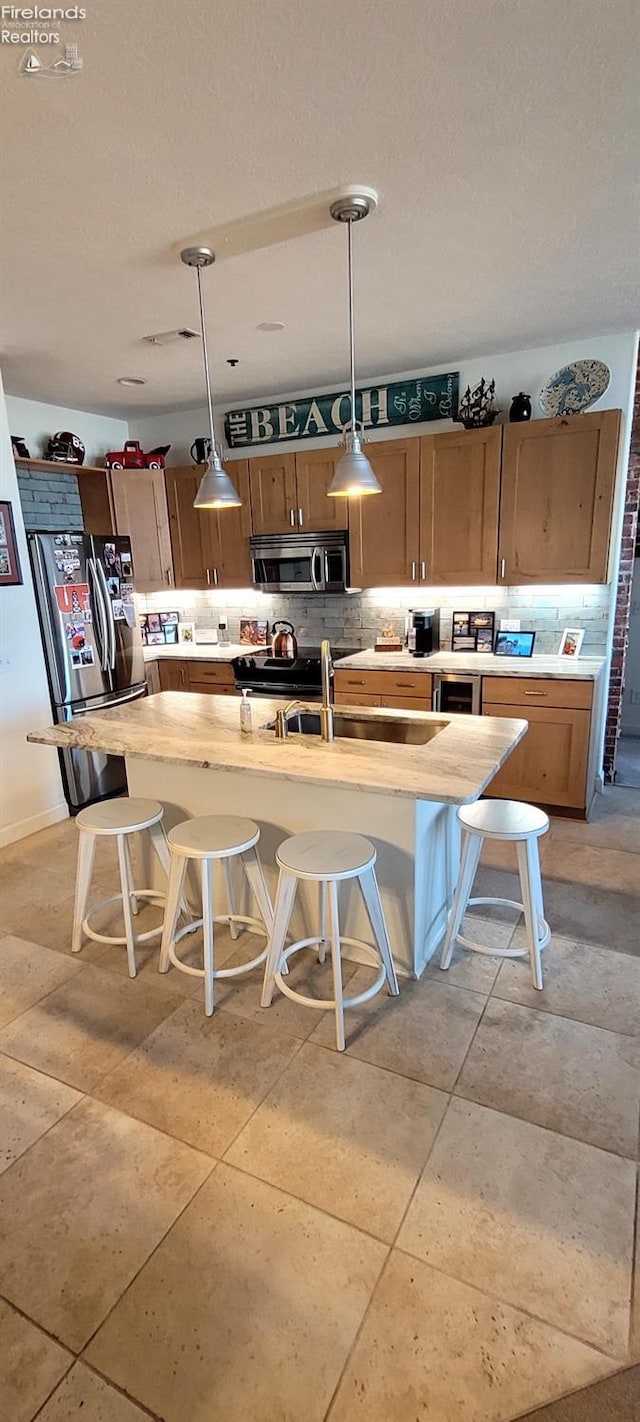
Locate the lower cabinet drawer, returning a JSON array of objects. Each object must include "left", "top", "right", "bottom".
[
  {"left": 334, "top": 669, "right": 432, "bottom": 697},
  {"left": 483, "top": 703, "right": 590, "bottom": 810},
  {"left": 186, "top": 662, "right": 235, "bottom": 688},
  {"left": 483, "top": 677, "right": 593, "bottom": 710},
  {"left": 334, "top": 692, "right": 381, "bottom": 707},
  {"left": 188, "top": 682, "right": 238, "bottom": 696},
  {"left": 380, "top": 694, "right": 433, "bottom": 711}
]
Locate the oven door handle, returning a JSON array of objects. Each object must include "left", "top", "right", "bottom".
[{"left": 311, "top": 547, "right": 324, "bottom": 592}]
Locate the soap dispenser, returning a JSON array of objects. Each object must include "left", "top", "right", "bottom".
[{"left": 239, "top": 688, "right": 252, "bottom": 736}]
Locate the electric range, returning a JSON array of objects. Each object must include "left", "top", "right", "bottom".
[{"left": 232, "top": 646, "right": 359, "bottom": 699}]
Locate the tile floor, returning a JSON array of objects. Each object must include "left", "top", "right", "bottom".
[{"left": 0, "top": 788, "right": 638, "bottom": 1421}]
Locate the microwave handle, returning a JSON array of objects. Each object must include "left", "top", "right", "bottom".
[{"left": 311, "top": 547, "right": 324, "bottom": 592}]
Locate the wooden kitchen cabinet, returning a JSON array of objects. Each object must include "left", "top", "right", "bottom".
[
  {"left": 158, "top": 659, "right": 189, "bottom": 691},
  {"left": 248, "top": 449, "right": 344, "bottom": 535},
  {"left": 348, "top": 439, "right": 420, "bottom": 587},
  {"left": 334, "top": 666, "right": 432, "bottom": 711},
  {"left": 111, "top": 467, "right": 174, "bottom": 593},
  {"left": 499, "top": 409, "right": 620, "bottom": 584},
  {"left": 248, "top": 452, "right": 297, "bottom": 534},
  {"left": 483, "top": 677, "right": 594, "bottom": 811},
  {"left": 166, "top": 463, "right": 252, "bottom": 590},
  {"left": 420, "top": 426, "right": 501, "bottom": 584}
]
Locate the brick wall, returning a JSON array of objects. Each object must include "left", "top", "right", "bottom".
[
  {"left": 604, "top": 357, "right": 640, "bottom": 781},
  {"left": 16, "top": 469, "right": 83, "bottom": 532}
]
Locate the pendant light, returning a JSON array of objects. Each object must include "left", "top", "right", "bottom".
[
  {"left": 327, "top": 191, "right": 381, "bottom": 498},
  {"left": 180, "top": 246, "right": 242, "bottom": 509}
]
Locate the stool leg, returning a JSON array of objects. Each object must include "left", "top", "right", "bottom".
[
  {"left": 318, "top": 881, "right": 328, "bottom": 964},
  {"left": 149, "top": 822, "right": 191, "bottom": 924},
  {"left": 440, "top": 831, "right": 483, "bottom": 970},
  {"left": 202, "top": 858, "right": 215, "bottom": 1016},
  {"left": 116, "top": 834, "right": 137, "bottom": 979},
  {"left": 359, "top": 866, "right": 399, "bottom": 997},
  {"left": 517, "top": 839, "right": 544, "bottom": 991},
  {"left": 327, "top": 879, "right": 345, "bottom": 1051},
  {"left": 122, "top": 836, "right": 138, "bottom": 915},
  {"left": 223, "top": 858, "right": 240, "bottom": 941},
  {"left": 72, "top": 830, "right": 96, "bottom": 954},
  {"left": 242, "top": 846, "right": 274, "bottom": 934},
  {"left": 261, "top": 871, "right": 297, "bottom": 1008},
  {"left": 159, "top": 853, "right": 187, "bottom": 973}
]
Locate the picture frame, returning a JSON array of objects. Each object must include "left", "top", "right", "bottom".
[
  {"left": 452, "top": 610, "right": 495, "bottom": 652},
  {"left": 239, "top": 617, "right": 269, "bottom": 646},
  {"left": 0, "top": 500, "right": 23, "bottom": 586},
  {"left": 178, "top": 622, "right": 195, "bottom": 645},
  {"left": 558, "top": 627, "right": 585, "bottom": 659},
  {"left": 494, "top": 630, "right": 536, "bottom": 658},
  {"left": 139, "top": 611, "right": 180, "bottom": 646}
]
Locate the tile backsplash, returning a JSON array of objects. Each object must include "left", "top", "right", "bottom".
[{"left": 138, "top": 584, "right": 610, "bottom": 656}]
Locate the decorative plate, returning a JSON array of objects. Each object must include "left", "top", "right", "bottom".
[{"left": 539, "top": 360, "right": 611, "bottom": 416}]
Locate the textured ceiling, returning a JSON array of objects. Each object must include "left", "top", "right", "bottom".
[{"left": 0, "top": 0, "right": 638, "bottom": 417}]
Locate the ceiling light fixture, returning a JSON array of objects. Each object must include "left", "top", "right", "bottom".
[
  {"left": 327, "top": 189, "right": 381, "bottom": 498},
  {"left": 257, "top": 321, "right": 286, "bottom": 332},
  {"left": 180, "top": 246, "right": 242, "bottom": 510}
]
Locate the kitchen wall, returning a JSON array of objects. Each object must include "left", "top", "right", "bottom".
[
  {"left": 621, "top": 553, "right": 640, "bottom": 735},
  {"left": 139, "top": 584, "right": 610, "bottom": 657},
  {"left": 0, "top": 373, "right": 67, "bottom": 845},
  {"left": 6, "top": 393, "right": 128, "bottom": 534},
  {"left": 129, "top": 332, "right": 637, "bottom": 466}
]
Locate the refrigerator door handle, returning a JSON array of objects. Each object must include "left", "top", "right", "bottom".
[
  {"left": 33, "top": 537, "right": 68, "bottom": 704},
  {"left": 95, "top": 557, "right": 116, "bottom": 670},
  {"left": 88, "top": 559, "right": 109, "bottom": 672},
  {"left": 73, "top": 683, "right": 147, "bottom": 716}
]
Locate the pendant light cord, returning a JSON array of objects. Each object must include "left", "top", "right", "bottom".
[
  {"left": 195, "top": 261, "right": 218, "bottom": 459},
  {"left": 347, "top": 217, "right": 357, "bottom": 433}
]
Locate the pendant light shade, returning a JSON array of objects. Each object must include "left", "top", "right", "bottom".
[
  {"left": 192, "top": 449, "right": 242, "bottom": 508},
  {"left": 327, "top": 192, "right": 381, "bottom": 499},
  {"left": 180, "top": 246, "right": 241, "bottom": 510}
]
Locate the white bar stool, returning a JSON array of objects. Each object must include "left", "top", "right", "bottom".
[
  {"left": 440, "top": 798, "right": 551, "bottom": 989},
  {"left": 159, "top": 815, "right": 273, "bottom": 1016},
  {"left": 260, "top": 830, "right": 399, "bottom": 1051},
  {"left": 72, "top": 796, "right": 187, "bottom": 978}
]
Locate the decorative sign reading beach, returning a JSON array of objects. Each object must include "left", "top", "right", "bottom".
[{"left": 224, "top": 373, "right": 459, "bottom": 448}]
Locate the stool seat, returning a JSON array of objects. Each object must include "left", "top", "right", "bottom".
[
  {"left": 276, "top": 830, "right": 376, "bottom": 881},
  {"left": 458, "top": 799, "right": 549, "bottom": 841},
  {"left": 76, "top": 797, "right": 163, "bottom": 836},
  {"left": 167, "top": 815, "right": 260, "bottom": 859}
]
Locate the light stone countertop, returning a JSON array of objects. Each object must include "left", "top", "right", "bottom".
[
  {"left": 334, "top": 650, "right": 606, "bottom": 681},
  {"left": 143, "top": 643, "right": 259, "bottom": 663},
  {"left": 27, "top": 692, "right": 527, "bottom": 805}
]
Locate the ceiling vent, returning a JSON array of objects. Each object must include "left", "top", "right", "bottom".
[{"left": 143, "top": 327, "right": 200, "bottom": 346}]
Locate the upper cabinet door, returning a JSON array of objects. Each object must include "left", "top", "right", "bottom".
[
  {"left": 165, "top": 466, "right": 213, "bottom": 589},
  {"left": 248, "top": 452, "right": 297, "bottom": 535},
  {"left": 209, "top": 462, "right": 253, "bottom": 588},
  {"left": 111, "top": 467, "right": 173, "bottom": 593},
  {"left": 348, "top": 438, "right": 420, "bottom": 588},
  {"left": 420, "top": 426, "right": 501, "bottom": 584},
  {"left": 294, "top": 448, "right": 346, "bottom": 532},
  {"left": 499, "top": 410, "right": 620, "bottom": 584}
]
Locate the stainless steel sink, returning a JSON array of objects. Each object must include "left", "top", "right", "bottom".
[{"left": 267, "top": 710, "right": 447, "bottom": 746}]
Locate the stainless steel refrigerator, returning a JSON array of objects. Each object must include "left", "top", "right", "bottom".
[{"left": 29, "top": 531, "right": 146, "bottom": 810}]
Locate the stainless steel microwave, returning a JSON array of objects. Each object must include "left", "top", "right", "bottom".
[{"left": 250, "top": 531, "right": 351, "bottom": 593}]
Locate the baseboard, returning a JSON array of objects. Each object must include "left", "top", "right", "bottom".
[{"left": 0, "top": 801, "right": 69, "bottom": 849}]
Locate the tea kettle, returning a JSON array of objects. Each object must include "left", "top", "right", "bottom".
[{"left": 271, "top": 620, "right": 298, "bottom": 659}]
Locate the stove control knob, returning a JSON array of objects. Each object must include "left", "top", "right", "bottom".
[{"left": 249, "top": 657, "right": 256, "bottom": 669}]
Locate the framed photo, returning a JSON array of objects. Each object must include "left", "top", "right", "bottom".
[
  {"left": 0, "top": 501, "right": 22, "bottom": 586},
  {"left": 239, "top": 617, "right": 269, "bottom": 646},
  {"left": 178, "top": 622, "right": 195, "bottom": 644},
  {"left": 494, "top": 630, "right": 536, "bottom": 658},
  {"left": 558, "top": 627, "right": 585, "bottom": 659},
  {"left": 452, "top": 610, "right": 495, "bottom": 652},
  {"left": 139, "top": 611, "right": 180, "bottom": 646}
]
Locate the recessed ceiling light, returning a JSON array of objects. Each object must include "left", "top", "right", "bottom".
[
  {"left": 257, "top": 321, "right": 285, "bottom": 332},
  {"left": 117, "top": 376, "right": 147, "bottom": 387}
]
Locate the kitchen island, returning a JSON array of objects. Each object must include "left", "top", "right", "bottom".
[{"left": 28, "top": 693, "right": 526, "bottom": 976}]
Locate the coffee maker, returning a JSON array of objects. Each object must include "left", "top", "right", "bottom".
[{"left": 405, "top": 608, "right": 440, "bottom": 658}]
